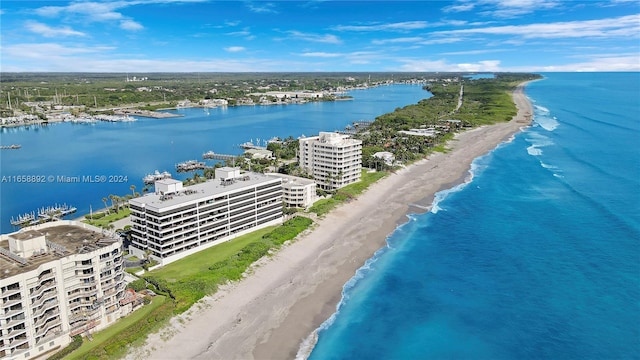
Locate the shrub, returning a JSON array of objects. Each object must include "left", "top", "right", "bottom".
[{"left": 49, "top": 335, "right": 82, "bottom": 360}]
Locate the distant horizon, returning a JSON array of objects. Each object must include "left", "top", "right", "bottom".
[
  {"left": 1, "top": 1, "right": 638, "bottom": 73},
  {"left": 2, "top": 70, "right": 639, "bottom": 74}
]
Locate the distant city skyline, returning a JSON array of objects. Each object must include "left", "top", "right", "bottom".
[{"left": 1, "top": 0, "right": 639, "bottom": 72}]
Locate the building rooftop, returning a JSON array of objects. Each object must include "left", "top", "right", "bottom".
[
  {"left": 0, "top": 221, "right": 120, "bottom": 279},
  {"left": 131, "top": 172, "right": 281, "bottom": 211},
  {"left": 267, "top": 173, "right": 315, "bottom": 187}
]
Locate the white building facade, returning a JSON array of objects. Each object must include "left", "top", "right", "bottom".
[
  {"left": 129, "top": 169, "right": 283, "bottom": 266},
  {"left": 0, "top": 221, "right": 125, "bottom": 360},
  {"left": 299, "top": 132, "right": 362, "bottom": 191},
  {"left": 267, "top": 173, "right": 317, "bottom": 209}
]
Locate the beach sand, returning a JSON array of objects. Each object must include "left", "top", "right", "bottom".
[{"left": 126, "top": 82, "right": 534, "bottom": 360}]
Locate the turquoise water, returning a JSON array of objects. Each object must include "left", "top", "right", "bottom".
[
  {"left": 308, "top": 73, "right": 640, "bottom": 359},
  {"left": 0, "top": 84, "right": 430, "bottom": 232}
]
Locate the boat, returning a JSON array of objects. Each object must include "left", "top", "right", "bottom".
[
  {"left": 202, "top": 151, "right": 216, "bottom": 159},
  {"left": 143, "top": 170, "right": 172, "bottom": 184},
  {"left": 0, "top": 144, "right": 21, "bottom": 150},
  {"left": 11, "top": 204, "right": 76, "bottom": 226},
  {"left": 240, "top": 139, "right": 266, "bottom": 150},
  {"left": 176, "top": 160, "right": 206, "bottom": 172}
]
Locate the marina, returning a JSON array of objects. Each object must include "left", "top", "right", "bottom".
[
  {"left": 10, "top": 204, "right": 77, "bottom": 227},
  {"left": 1, "top": 83, "right": 430, "bottom": 232},
  {"left": 176, "top": 160, "right": 207, "bottom": 172}
]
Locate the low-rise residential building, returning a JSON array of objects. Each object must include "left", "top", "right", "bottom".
[
  {"left": 299, "top": 132, "right": 362, "bottom": 191},
  {"left": 267, "top": 173, "right": 317, "bottom": 209},
  {"left": 128, "top": 168, "right": 283, "bottom": 266},
  {"left": 373, "top": 151, "right": 396, "bottom": 166},
  {"left": 0, "top": 221, "right": 125, "bottom": 360}
]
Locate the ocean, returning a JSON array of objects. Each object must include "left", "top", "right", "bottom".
[
  {"left": 307, "top": 73, "right": 640, "bottom": 359},
  {"left": 0, "top": 84, "right": 429, "bottom": 232}
]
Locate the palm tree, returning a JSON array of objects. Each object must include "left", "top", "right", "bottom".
[
  {"left": 109, "top": 195, "right": 116, "bottom": 213},
  {"left": 130, "top": 185, "right": 136, "bottom": 197},
  {"left": 102, "top": 197, "right": 109, "bottom": 214}
]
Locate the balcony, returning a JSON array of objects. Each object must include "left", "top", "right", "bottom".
[
  {"left": 29, "top": 281, "right": 55, "bottom": 300},
  {"left": 1, "top": 287, "right": 21, "bottom": 298},
  {"left": 1, "top": 297, "right": 23, "bottom": 310},
  {"left": 35, "top": 317, "right": 62, "bottom": 335},
  {"left": 33, "top": 310, "right": 60, "bottom": 328},
  {"left": 3, "top": 312, "right": 25, "bottom": 323}
]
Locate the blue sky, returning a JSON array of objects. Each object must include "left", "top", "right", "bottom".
[{"left": 1, "top": 0, "right": 639, "bottom": 72}]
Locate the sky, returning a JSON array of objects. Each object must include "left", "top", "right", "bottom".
[{"left": 0, "top": 0, "right": 639, "bottom": 72}]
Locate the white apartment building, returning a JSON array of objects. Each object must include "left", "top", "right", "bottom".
[
  {"left": 0, "top": 221, "right": 125, "bottom": 360},
  {"left": 266, "top": 173, "right": 317, "bottom": 209},
  {"left": 129, "top": 168, "right": 283, "bottom": 266},
  {"left": 299, "top": 132, "right": 362, "bottom": 191}
]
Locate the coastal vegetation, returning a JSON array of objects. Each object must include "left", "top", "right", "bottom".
[
  {"left": 64, "top": 296, "right": 169, "bottom": 360},
  {"left": 309, "top": 170, "right": 388, "bottom": 216},
  {"left": 64, "top": 217, "right": 312, "bottom": 359},
  {"left": 22, "top": 72, "right": 540, "bottom": 359},
  {"left": 357, "top": 73, "right": 540, "bottom": 167},
  {"left": 0, "top": 72, "right": 434, "bottom": 119}
]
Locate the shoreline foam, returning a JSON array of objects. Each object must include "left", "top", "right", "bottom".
[{"left": 128, "top": 81, "right": 534, "bottom": 360}]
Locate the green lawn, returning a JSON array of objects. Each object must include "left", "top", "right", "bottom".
[
  {"left": 83, "top": 208, "right": 131, "bottom": 228},
  {"left": 147, "top": 226, "right": 276, "bottom": 280},
  {"left": 309, "top": 170, "right": 388, "bottom": 216},
  {"left": 66, "top": 295, "right": 166, "bottom": 360}
]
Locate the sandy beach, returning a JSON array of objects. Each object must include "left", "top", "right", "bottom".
[{"left": 126, "top": 82, "right": 534, "bottom": 360}]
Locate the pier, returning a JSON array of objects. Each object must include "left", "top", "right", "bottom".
[
  {"left": 11, "top": 204, "right": 77, "bottom": 227},
  {"left": 202, "top": 151, "right": 238, "bottom": 162},
  {"left": 0, "top": 144, "right": 21, "bottom": 150}
]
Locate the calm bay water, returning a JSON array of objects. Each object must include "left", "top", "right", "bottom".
[
  {"left": 308, "top": 73, "right": 640, "bottom": 359},
  {"left": 0, "top": 84, "right": 430, "bottom": 232}
]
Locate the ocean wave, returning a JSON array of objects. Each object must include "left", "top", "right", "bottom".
[
  {"left": 525, "top": 132, "right": 554, "bottom": 157},
  {"left": 296, "top": 233, "right": 398, "bottom": 359},
  {"left": 534, "top": 104, "right": 550, "bottom": 114},
  {"left": 431, "top": 181, "right": 469, "bottom": 214},
  {"left": 534, "top": 115, "right": 559, "bottom": 131},
  {"left": 527, "top": 145, "right": 543, "bottom": 156}
]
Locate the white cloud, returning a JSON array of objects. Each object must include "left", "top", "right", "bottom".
[
  {"left": 300, "top": 52, "right": 342, "bottom": 57},
  {"left": 120, "top": 19, "right": 143, "bottom": 31},
  {"left": 25, "top": 21, "right": 86, "bottom": 37},
  {"left": 399, "top": 58, "right": 502, "bottom": 72},
  {"left": 3, "top": 43, "right": 113, "bottom": 59},
  {"left": 443, "top": 2, "right": 475, "bottom": 13},
  {"left": 245, "top": 1, "right": 277, "bottom": 13},
  {"left": 439, "top": 49, "right": 505, "bottom": 56},
  {"left": 332, "top": 21, "right": 429, "bottom": 32},
  {"left": 419, "top": 37, "right": 466, "bottom": 45},
  {"left": 33, "top": 0, "right": 207, "bottom": 30},
  {"left": 224, "top": 46, "right": 246, "bottom": 52},
  {"left": 371, "top": 37, "right": 423, "bottom": 45},
  {"left": 285, "top": 31, "right": 342, "bottom": 44},
  {"left": 443, "top": 0, "right": 559, "bottom": 18},
  {"left": 433, "top": 14, "right": 640, "bottom": 39},
  {"left": 539, "top": 55, "right": 640, "bottom": 72}
]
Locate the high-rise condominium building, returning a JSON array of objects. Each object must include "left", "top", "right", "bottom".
[
  {"left": 128, "top": 168, "right": 283, "bottom": 266},
  {"left": 0, "top": 221, "right": 125, "bottom": 360},
  {"left": 299, "top": 132, "right": 362, "bottom": 191}
]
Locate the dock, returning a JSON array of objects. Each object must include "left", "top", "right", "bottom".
[
  {"left": 176, "top": 160, "right": 207, "bottom": 172},
  {"left": 202, "top": 151, "right": 237, "bottom": 162},
  {"left": 11, "top": 204, "right": 76, "bottom": 227},
  {"left": 0, "top": 144, "right": 21, "bottom": 150}
]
